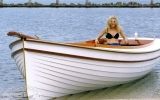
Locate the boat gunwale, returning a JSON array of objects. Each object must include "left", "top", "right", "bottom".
[
  {"left": 11, "top": 48, "right": 160, "bottom": 63},
  {"left": 9, "top": 38, "right": 160, "bottom": 54}
]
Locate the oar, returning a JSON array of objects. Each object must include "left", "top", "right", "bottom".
[{"left": 7, "top": 31, "right": 39, "bottom": 39}]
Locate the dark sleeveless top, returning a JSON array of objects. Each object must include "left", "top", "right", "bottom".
[{"left": 106, "top": 33, "right": 119, "bottom": 39}]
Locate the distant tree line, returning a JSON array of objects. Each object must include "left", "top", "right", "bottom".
[{"left": 0, "top": 1, "right": 160, "bottom": 8}]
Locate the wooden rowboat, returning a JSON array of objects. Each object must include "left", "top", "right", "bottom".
[{"left": 8, "top": 32, "right": 160, "bottom": 100}]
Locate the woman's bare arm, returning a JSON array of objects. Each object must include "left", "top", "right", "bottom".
[
  {"left": 119, "top": 29, "right": 128, "bottom": 44},
  {"left": 95, "top": 28, "right": 106, "bottom": 44},
  {"left": 96, "top": 28, "right": 106, "bottom": 39},
  {"left": 119, "top": 29, "right": 127, "bottom": 40}
]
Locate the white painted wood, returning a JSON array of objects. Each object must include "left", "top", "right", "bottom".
[
  {"left": 11, "top": 41, "right": 23, "bottom": 53},
  {"left": 10, "top": 38, "right": 160, "bottom": 100},
  {"left": 13, "top": 51, "right": 25, "bottom": 77},
  {"left": 24, "top": 38, "right": 160, "bottom": 62}
]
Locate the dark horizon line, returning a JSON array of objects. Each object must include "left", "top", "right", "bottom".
[
  {"left": 0, "top": 1, "right": 160, "bottom": 5},
  {"left": 0, "top": 6, "right": 160, "bottom": 8},
  {"left": 1, "top": 1, "right": 160, "bottom": 8}
]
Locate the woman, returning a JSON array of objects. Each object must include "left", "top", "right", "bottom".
[{"left": 95, "top": 16, "right": 128, "bottom": 45}]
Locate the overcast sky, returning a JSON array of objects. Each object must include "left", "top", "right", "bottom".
[{"left": 3, "top": 0, "right": 160, "bottom": 4}]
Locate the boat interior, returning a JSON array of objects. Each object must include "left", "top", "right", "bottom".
[
  {"left": 70, "top": 38, "right": 153, "bottom": 49},
  {"left": 7, "top": 32, "right": 154, "bottom": 49}
]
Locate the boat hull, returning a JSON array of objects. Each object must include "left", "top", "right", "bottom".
[{"left": 10, "top": 38, "right": 160, "bottom": 100}]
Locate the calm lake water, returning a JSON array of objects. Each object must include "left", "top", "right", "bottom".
[{"left": 0, "top": 8, "right": 160, "bottom": 99}]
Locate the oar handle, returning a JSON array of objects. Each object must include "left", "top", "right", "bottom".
[{"left": 7, "top": 31, "right": 39, "bottom": 39}]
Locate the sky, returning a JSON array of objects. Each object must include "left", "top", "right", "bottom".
[{"left": 3, "top": 0, "right": 160, "bottom": 4}]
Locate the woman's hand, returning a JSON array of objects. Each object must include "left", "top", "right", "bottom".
[
  {"left": 95, "top": 38, "right": 99, "bottom": 44},
  {"left": 124, "top": 39, "right": 129, "bottom": 45}
]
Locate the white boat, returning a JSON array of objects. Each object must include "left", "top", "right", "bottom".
[{"left": 8, "top": 32, "right": 160, "bottom": 100}]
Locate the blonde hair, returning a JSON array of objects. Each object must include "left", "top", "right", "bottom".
[{"left": 105, "top": 16, "right": 121, "bottom": 32}]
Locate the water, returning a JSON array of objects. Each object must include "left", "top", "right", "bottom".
[{"left": 0, "top": 8, "right": 160, "bottom": 99}]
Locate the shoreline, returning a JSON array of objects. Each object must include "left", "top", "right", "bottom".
[{"left": 0, "top": 5, "right": 160, "bottom": 8}]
